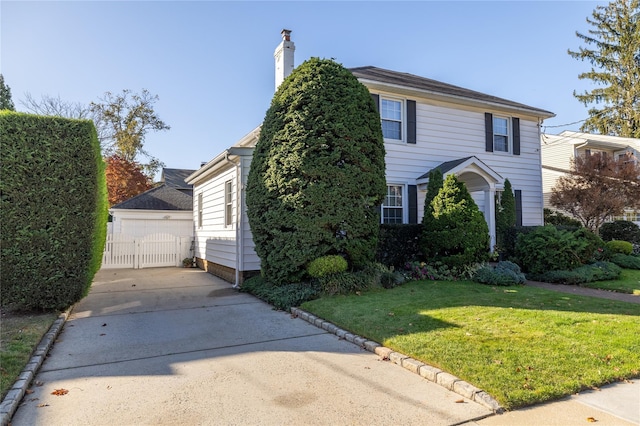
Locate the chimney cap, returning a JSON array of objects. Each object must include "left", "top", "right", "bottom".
[{"left": 281, "top": 29, "right": 292, "bottom": 41}]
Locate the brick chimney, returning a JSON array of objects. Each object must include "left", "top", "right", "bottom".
[{"left": 274, "top": 29, "right": 295, "bottom": 91}]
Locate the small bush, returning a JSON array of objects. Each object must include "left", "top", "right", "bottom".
[
  {"left": 315, "top": 263, "right": 399, "bottom": 295},
  {"left": 600, "top": 220, "right": 640, "bottom": 244},
  {"left": 516, "top": 226, "right": 588, "bottom": 274},
  {"left": 609, "top": 253, "right": 640, "bottom": 270},
  {"left": 404, "top": 261, "right": 477, "bottom": 281},
  {"left": 240, "top": 275, "right": 320, "bottom": 311},
  {"left": 473, "top": 261, "right": 526, "bottom": 286},
  {"left": 606, "top": 240, "right": 633, "bottom": 255},
  {"left": 530, "top": 262, "right": 621, "bottom": 285},
  {"left": 307, "top": 255, "right": 348, "bottom": 278}
]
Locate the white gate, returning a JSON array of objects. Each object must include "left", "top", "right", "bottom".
[{"left": 102, "top": 233, "right": 193, "bottom": 269}]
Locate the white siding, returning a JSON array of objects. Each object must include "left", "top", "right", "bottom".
[
  {"left": 193, "top": 165, "right": 237, "bottom": 269},
  {"left": 238, "top": 155, "right": 261, "bottom": 271},
  {"left": 381, "top": 96, "right": 545, "bottom": 227}
]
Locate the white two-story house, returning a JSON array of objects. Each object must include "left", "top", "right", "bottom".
[{"left": 186, "top": 30, "right": 555, "bottom": 285}]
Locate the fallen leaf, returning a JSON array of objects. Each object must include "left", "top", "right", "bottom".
[
  {"left": 34, "top": 381, "right": 44, "bottom": 387},
  {"left": 100, "top": 333, "right": 106, "bottom": 336},
  {"left": 25, "top": 389, "right": 34, "bottom": 395},
  {"left": 455, "top": 399, "right": 465, "bottom": 403},
  {"left": 51, "top": 389, "right": 68, "bottom": 396},
  {"left": 586, "top": 417, "right": 597, "bottom": 422},
  {"left": 388, "top": 312, "right": 395, "bottom": 316},
  {"left": 102, "top": 323, "right": 107, "bottom": 327},
  {"left": 37, "top": 404, "right": 49, "bottom": 408}
]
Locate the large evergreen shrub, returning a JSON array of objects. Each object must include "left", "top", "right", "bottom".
[
  {"left": 515, "top": 226, "right": 588, "bottom": 274},
  {"left": 421, "top": 174, "right": 490, "bottom": 268},
  {"left": 375, "top": 223, "right": 423, "bottom": 268},
  {"left": 420, "top": 168, "right": 443, "bottom": 259},
  {"left": 0, "top": 112, "right": 107, "bottom": 311},
  {"left": 246, "top": 58, "right": 386, "bottom": 285}
]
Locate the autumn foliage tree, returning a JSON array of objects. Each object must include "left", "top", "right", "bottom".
[
  {"left": 105, "top": 154, "right": 152, "bottom": 206},
  {"left": 550, "top": 152, "right": 640, "bottom": 233}
]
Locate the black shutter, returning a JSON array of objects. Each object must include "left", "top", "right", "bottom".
[
  {"left": 408, "top": 185, "right": 418, "bottom": 224},
  {"left": 407, "top": 100, "right": 416, "bottom": 144},
  {"left": 371, "top": 94, "right": 379, "bottom": 112},
  {"left": 512, "top": 117, "right": 520, "bottom": 155},
  {"left": 485, "top": 112, "right": 493, "bottom": 152},
  {"left": 515, "top": 190, "right": 523, "bottom": 226}
]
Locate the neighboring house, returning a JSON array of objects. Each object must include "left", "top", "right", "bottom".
[
  {"left": 110, "top": 168, "right": 196, "bottom": 237},
  {"left": 186, "top": 30, "right": 555, "bottom": 285},
  {"left": 541, "top": 131, "right": 640, "bottom": 225}
]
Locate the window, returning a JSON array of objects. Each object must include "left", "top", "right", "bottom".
[
  {"left": 381, "top": 98, "right": 403, "bottom": 140},
  {"left": 382, "top": 185, "right": 403, "bottom": 224},
  {"left": 197, "top": 193, "right": 203, "bottom": 228},
  {"left": 493, "top": 116, "right": 509, "bottom": 152},
  {"left": 224, "top": 180, "right": 233, "bottom": 227}
]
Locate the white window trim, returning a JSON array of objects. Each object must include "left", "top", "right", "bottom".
[
  {"left": 379, "top": 96, "right": 407, "bottom": 144},
  {"left": 381, "top": 183, "right": 407, "bottom": 224},
  {"left": 197, "top": 192, "right": 203, "bottom": 228},
  {"left": 492, "top": 115, "right": 511, "bottom": 154},
  {"left": 224, "top": 180, "right": 233, "bottom": 228}
]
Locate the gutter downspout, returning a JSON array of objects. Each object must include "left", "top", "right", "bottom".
[{"left": 223, "top": 153, "right": 241, "bottom": 288}]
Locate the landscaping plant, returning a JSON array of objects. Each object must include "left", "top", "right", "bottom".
[{"left": 246, "top": 58, "right": 386, "bottom": 285}]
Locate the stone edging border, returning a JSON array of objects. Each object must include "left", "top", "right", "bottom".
[
  {"left": 290, "top": 307, "right": 504, "bottom": 414},
  {"left": 0, "top": 310, "right": 70, "bottom": 426}
]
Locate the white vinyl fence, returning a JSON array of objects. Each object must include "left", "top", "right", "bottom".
[{"left": 102, "top": 233, "right": 193, "bottom": 269}]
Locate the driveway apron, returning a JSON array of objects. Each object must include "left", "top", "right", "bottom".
[{"left": 10, "top": 268, "right": 492, "bottom": 425}]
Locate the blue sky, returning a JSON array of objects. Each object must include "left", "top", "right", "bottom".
[{"left": 2, "top": 1, "right": 603, "bottom": 179}]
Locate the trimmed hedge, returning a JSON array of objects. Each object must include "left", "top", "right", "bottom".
[
  {"left": 307, "top": 255, "right": 348, "bottom": 278},
  {"left": 600, "top": 220, "right": 640, "bottom": 244},
  {"left": 0, "top": 112, "right": 107, "bottom": 311},
  {"left": 606, "top": 240, "right": 633, "bottom": 255},
  {"left": 529, "top": 261, "right": 621, "bottom": 285}
]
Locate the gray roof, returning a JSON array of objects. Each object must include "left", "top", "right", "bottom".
[
  {"left": 350, "top": 66, "right": 554, "bottom": 117},
  {"left": 111, "top": 184, "right": 193, "bottom": 211},
  {"left": 162, "top": 168, "right": 197, "bottom": 189},
  {"left": 418, "top": 157, "right": 473, "bottom": 180}
]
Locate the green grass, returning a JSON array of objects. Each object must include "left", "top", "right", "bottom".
[
  {"left": 581, "top": 269, "right": 640, "bottom": 294},
  {"left": 301, "top": 280, "right": 640, "bottom": 410},
  {"left": 0, "top": 310, "right": 59, "bottom": 399}
]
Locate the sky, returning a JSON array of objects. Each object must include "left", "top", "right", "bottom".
[{"left": 2, "top": 0, "right": 604, "bottom": 180}]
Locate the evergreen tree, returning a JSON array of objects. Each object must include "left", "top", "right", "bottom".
[
  {"left": 246, "top": 58, "right": 386, "bottom": 285},
  {"left": 0, "top": 74, "right": 15, "bottom": 111},
  {"left": 420, "top": 168, "right": 443, "bottom": 258},
  {"left": 423, "top": 174, "right": 489, "bottom": 268},
  {"left": 495, "top": 178, "right": 516, "bottom": 250},
  {"left": 568, "top": 0, "right": 640, "bottom": 137}
]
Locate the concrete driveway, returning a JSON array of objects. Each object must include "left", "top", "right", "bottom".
[{"left": 10, "top": 267, "right": 492, "bottom": 425}]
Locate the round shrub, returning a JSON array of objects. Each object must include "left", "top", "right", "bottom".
[
  {"left": 605, "top": 240, "right": 633, "bottom": 255},
  {"left": 307, "top": 255, "right": 348, "bottom": 278},
  {"left": 600, "top": 220, "right": 640, "bottom": 244}
]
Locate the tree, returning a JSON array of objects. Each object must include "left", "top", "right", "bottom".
[
  {"left": 420, "top": 168, "right": 443, "bottom": 258},
  {"left": 22, "top": 93, "right": 91, "bottom": 119},
  {"left": 105, "top": 154, "right": 153, "bottom": 206},
  {"left": 0, "top": 74, "right": 15, "bottom": 111},
  {"left": 568, "top": 0, "right": 640, "bottom": 137},
  {"left": 20, "top": 89, "right": 169, "bottom": 176},
  {"left": 422, "top": 174, "right": 489, "bottom": 268},
  {"left": 495, "top": 178, "right": 516, "bottom": 250},
  {"left": 550, "top": 151, "right": 640, "bottom": 233},
  {"left": 90, "top": 89, "right": 170, "bottom": 164},
  {"left": 246, "top": 58, "right": 386, "bottom": 285}
]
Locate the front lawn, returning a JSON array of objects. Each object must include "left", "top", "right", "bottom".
[
  {"left": 0, "top": 310, "right": 59, "bottom": 399},
  {"left": 301, "top": 280, "right": 640, "bottom": 410},
  {"left": 581, "top": 269, "right": 640, "bottom": 294}
]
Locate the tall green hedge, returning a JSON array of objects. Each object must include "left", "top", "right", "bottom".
[
  {"left": 0, "top": 112, "right": 107, "bottom": 311},
  {"left": 246, "top": 58, "right": 386, "bottom": 285}
]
